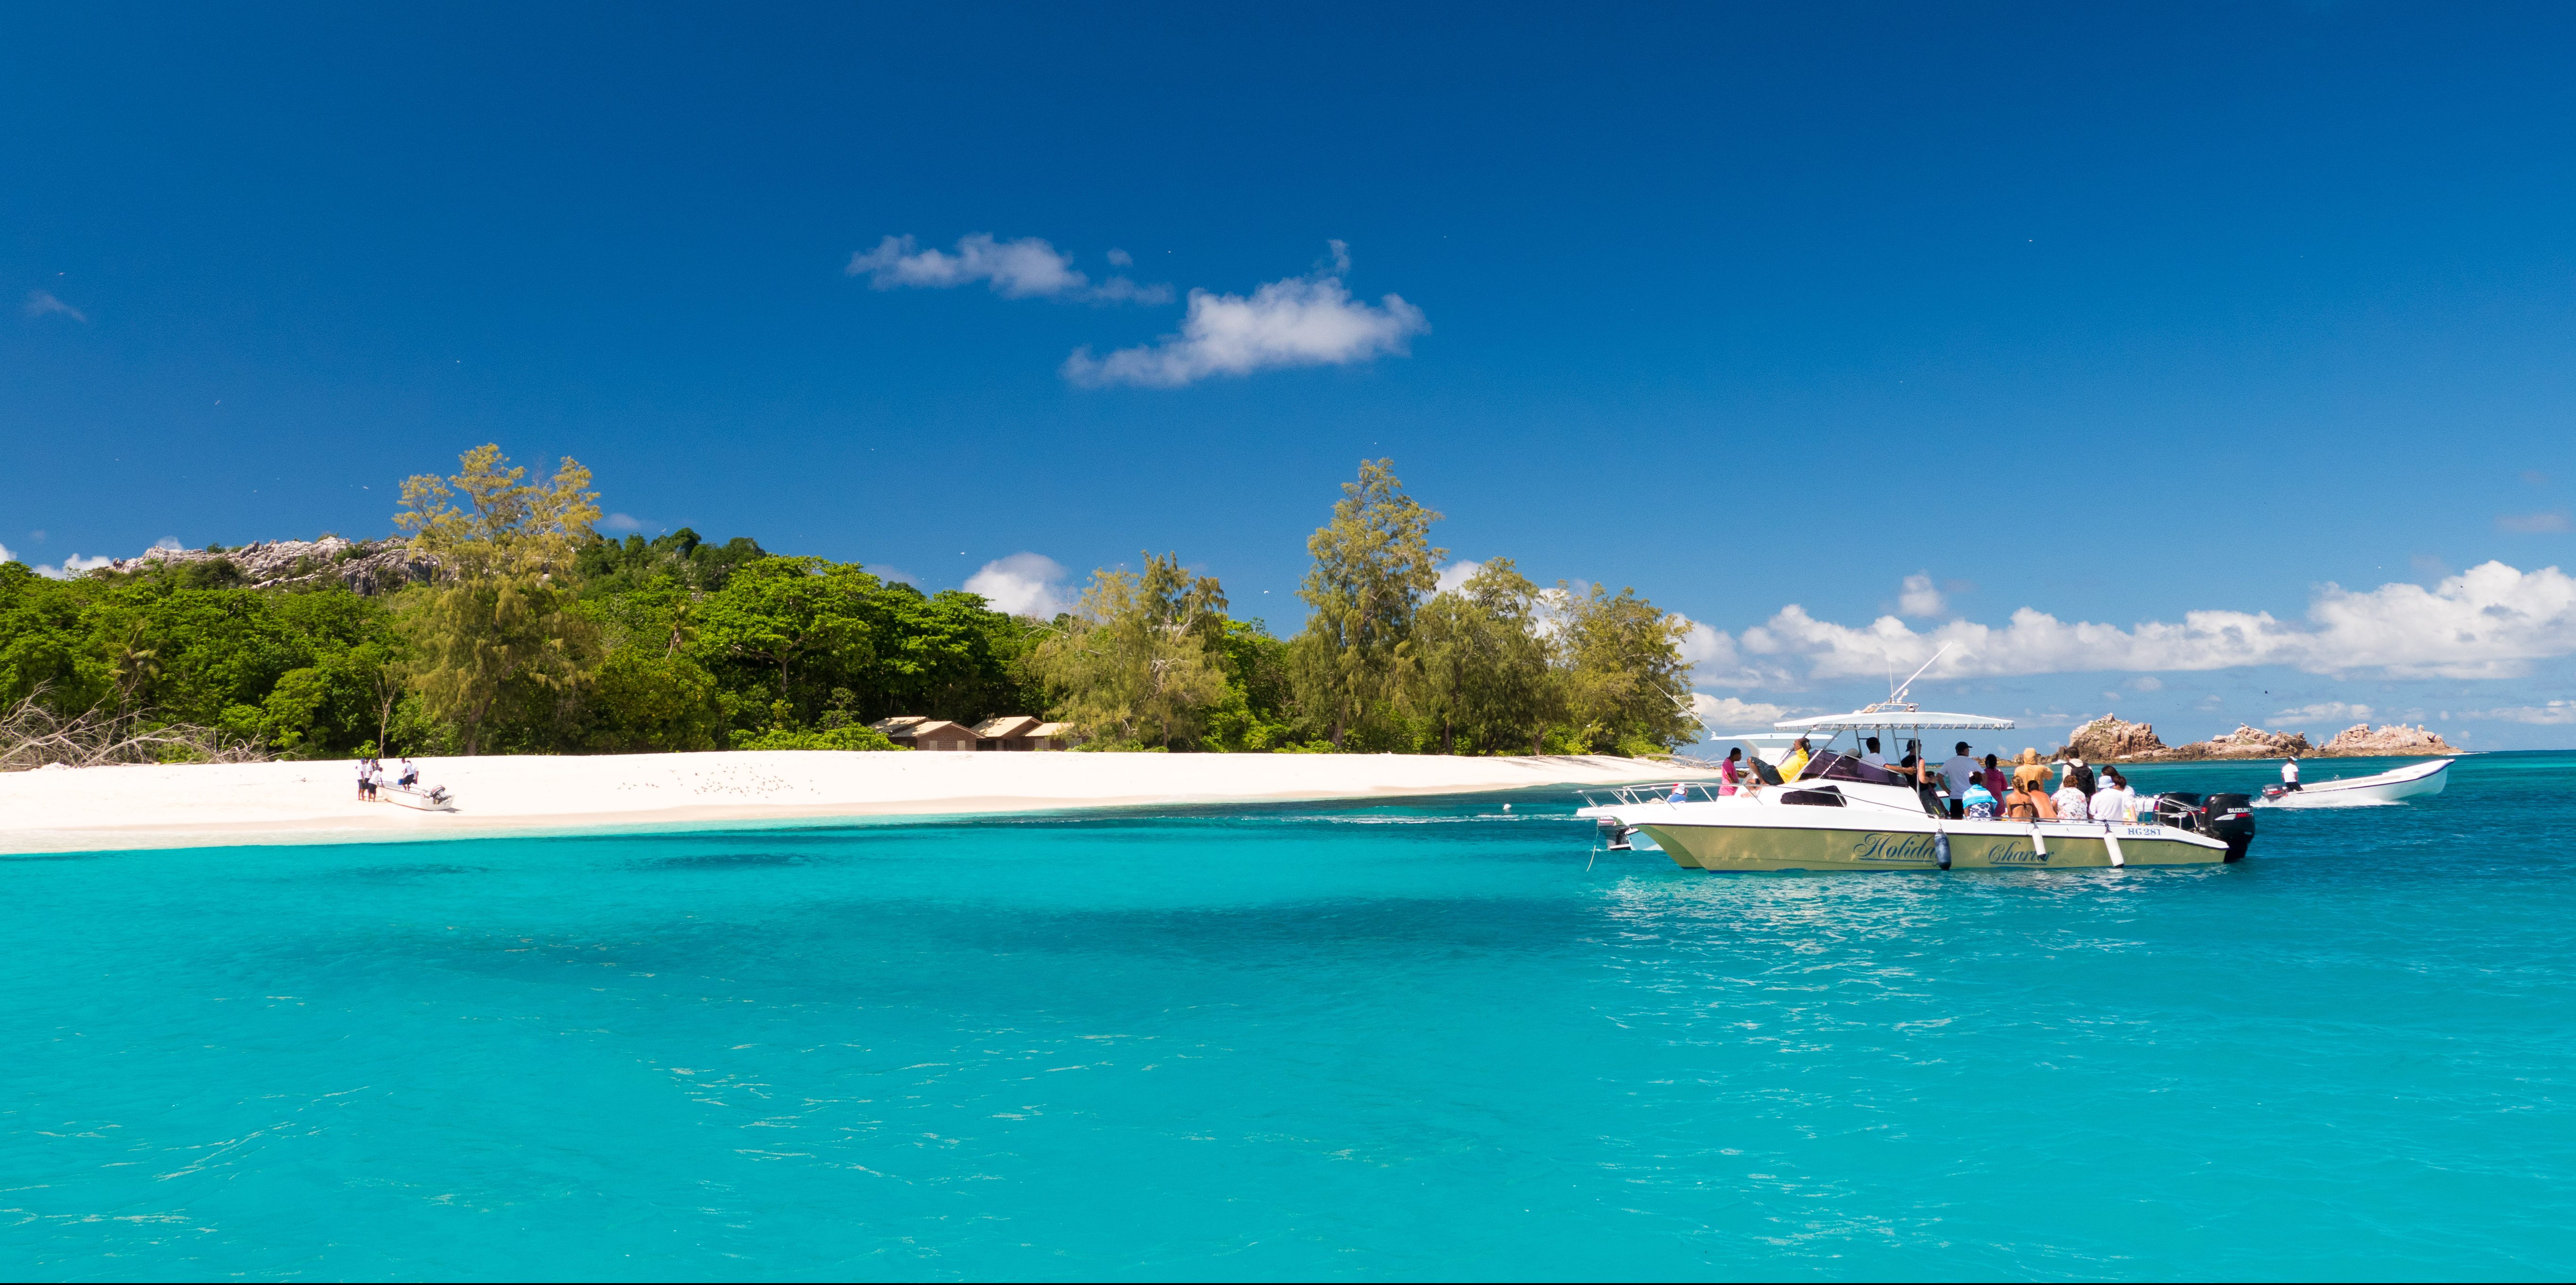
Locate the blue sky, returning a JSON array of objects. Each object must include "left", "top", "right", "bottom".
[{"left": 7, "top": 2, "right": 2576, "bottom": 747}]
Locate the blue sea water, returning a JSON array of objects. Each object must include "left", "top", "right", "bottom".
[{"left": 5, "top": 752, "right": 2572, "bottom": 1280}]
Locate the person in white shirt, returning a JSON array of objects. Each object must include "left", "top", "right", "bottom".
[
  {"left": 1861, "top": 737, "right": 1887, "bottom": 768},
  {"left": 2092, "top": 768, "right": 2135, "bottom": 823},
  {"left": 2281, "top": 753, "right": 2302, "bottom": 792},
  {"left": 1940, "top": 741, "right": 1980, "bottom": 819},
  {"left": 2052, "top": 778, "right": 2092, "bottom": 821}
]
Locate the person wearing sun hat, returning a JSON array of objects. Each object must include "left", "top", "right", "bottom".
[{"left": 2012, "top": 748, "right": 2050, "bottom": 791}]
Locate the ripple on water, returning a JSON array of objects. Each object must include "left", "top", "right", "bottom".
[{"left": 3, "top": 756, "right": 2572, "bottom": 1279}]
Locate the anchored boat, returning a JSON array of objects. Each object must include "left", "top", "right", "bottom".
[{"left": 1577, "top": 701, "right": 2256, "bottom": 872}]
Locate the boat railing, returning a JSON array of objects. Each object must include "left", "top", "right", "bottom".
[{"left": 1577, "top": 782, "right": 1731, "bottom": 808}]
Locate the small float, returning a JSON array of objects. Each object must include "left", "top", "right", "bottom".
[{"left": 2260, "top": 757, "right": 2449, "bottom": 807}]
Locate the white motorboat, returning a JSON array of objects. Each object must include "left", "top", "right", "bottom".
[
  {"left": 1579, "top": 698, "right": 2256, "bottom": 872},
  {"left": 381, "top": 783, "right": 457, "bottom": 812},
  {"left": 2260, "top": 757, "right": 2450, "bottom": 807}
]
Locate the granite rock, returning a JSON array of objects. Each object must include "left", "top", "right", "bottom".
[
  {"left": 2319, "top": 723, "right": 2459, "bottom": 756},
  {"left": 99, "top": 537, "right": 438, "bottom": 596}
]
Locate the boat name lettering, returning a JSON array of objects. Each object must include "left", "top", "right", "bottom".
[
  {"left": 1848, "top": 833, "right": 1941, "bottom": 864},
  {"left": 1987, "top": 838, "right": 2048, "bottom": 864}
]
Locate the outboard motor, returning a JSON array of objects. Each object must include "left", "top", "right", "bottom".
[
  {"left": 2198, "top": 793, "right": 2256, "bottom": 862},
  {"left": 1596, "top": 817, "right": 1634, "bottom": 852}
]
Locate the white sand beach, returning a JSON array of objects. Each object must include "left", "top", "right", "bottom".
[{"left": 0, "top": 751, "right": 1713, "bottom": 855}]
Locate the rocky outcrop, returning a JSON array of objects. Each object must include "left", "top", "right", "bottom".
[
  {"left": 2054, "top": 715, "right": 2168, "bottom": 761},
  {"left": 2183, "top": 724, "right": 2317, "bottom": 759},
  {"left": 98, "top": 537, "right": 438, "bottom": 596},
  {"left": 2320, "top": 723, "right": 2459, "bottom": 756},
  {"left": 2033, "top": 711, "right": 2459, "bottom": 762}
]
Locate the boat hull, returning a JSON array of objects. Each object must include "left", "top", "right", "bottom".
[
  {"left": 1634, "top": 819, "right": 2228, "bottom": 871},
  {"left": 2265, "top": 757, "right": 2450, "bottom": 807}
]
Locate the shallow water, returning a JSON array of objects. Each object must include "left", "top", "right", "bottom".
[{"left": 5, "top": 752, "right": 2571, "bottom": 1280}]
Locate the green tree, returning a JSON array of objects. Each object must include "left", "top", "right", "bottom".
[
  {"left": 1033, "top": 553, "right": 1228, "bottom": 748},
  {"left": 690, "top": 556, "right": 881, "bottom": 733},
  {"left": 1556, "top": 582, "right": 1697, "bottom": 755},
  {"left": 1293, "top": 459, "right": 1446, "bottom": 748},
  {"left": 1413, "top": 558, "right": 1562, "bottom": 754},
  {"left": 392, "top": 444, "right": 606, "bottom": 754}
]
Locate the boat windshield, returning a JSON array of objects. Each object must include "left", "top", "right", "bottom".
[{"left": 1805, "top": 751, "right": 1911, "bottom": 788}]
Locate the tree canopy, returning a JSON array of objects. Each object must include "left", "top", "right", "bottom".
[{"left": 0, "top": 447, "right": 1709, "bottom": 764}]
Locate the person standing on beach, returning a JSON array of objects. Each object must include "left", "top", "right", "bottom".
[{"left": 356, "top": 758, "right": 372, "bottom": 802}]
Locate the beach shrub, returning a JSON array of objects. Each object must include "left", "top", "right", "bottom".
[{"left": 734, "top": 725, "right": 902, "bottom": 752}]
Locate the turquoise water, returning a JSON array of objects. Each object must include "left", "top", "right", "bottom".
[{"left": 6, "top": 752, "right": 2572, "bottom": 1280}]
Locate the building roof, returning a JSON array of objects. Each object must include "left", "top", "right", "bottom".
[
  {"left": 974, "top": 715, "right": 1042, "bottom": 738},
  {"left": 869, "top": 715, "right": 931, "bottom": 734},
  {"left": 1028, "top": 722, "right": 1072, "bottom": 738},
  {"left": 909, "top": 719, "right": 977, "bottom": 740}
]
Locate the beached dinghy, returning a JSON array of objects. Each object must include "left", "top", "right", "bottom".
[
  {"left": 2261, "top": 757, "right": 2450, "bottom": 807},
  {"left": 381, "top": 784, "right": 457, "bottom": 812}
]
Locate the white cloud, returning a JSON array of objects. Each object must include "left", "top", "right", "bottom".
[
  {"left": 2461, "top": 701, "right": 2576, "bottom": 725},
  {"left": 847, "top": 233, "right": 1170, "bottom": 304},
  {"left": 2273, "top": 701, "right": 2372, "bottom": 724},
  {"left": 2130, "top": 675, "right": 2164, "bottom": 691},
  {"left": 1690, "top": 693, "right": 1791, "bottom": 730},
  {"left": 152, "top": 536, "right": 183, "bottom": 551},
  {"left": 2498, "top": 510, "right": 2572, "bottom": 534},
  {"left": 1897, "top": 572, "right": 1946, "bottom": 618},
  {"left": 600, "top": 513, "right": 644, "bottom": 533},
  {"left": 1669, "top": 615, "right": 1794, "bottom": 689},
  {"left": 0, "top": 541, "right": 12, "bottom": 563},
  {"left": 1433, "top": 559, "right": 1482, "bottom": 594},
  {"left": 1107, "top": 248, "right": 1134, "bottom": 267},
  {"left": 25, "top": 289, "right": 86, "bottom": 322},
  {"left": 34, "top": 553, "right": 114, "bottom": 580},
  {"left": 1062, "top": 242, "right": 1428, "bottom": 388},
  {"left": 964, "top": 552, "right": 1072, "bottom": 618},
  {"left": 1730, "top": 561, "right": 2576, "bottom": 682}
]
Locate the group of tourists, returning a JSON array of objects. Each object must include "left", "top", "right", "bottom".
[
  {"left": 354, "top": 755, "right": 420, "bottom": 802},
  {"left": 1709, "top": 737, "right": 2149, "bottom": 824}
]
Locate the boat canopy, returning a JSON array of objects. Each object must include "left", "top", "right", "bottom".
[{"left": 1774, "top": 707, "right": 2014, "bottom": 732}]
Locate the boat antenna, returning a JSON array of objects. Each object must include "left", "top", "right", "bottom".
[{"left": 1887, "top": 641, "right": 1955, "bottom": 706}]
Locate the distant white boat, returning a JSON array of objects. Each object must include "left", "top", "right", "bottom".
[
  {"left": 381, "top": 784, "right": 457, "bottom": 812},
  {"left": 2260, "top": 758, "right": 2450, "bottom": 808}
]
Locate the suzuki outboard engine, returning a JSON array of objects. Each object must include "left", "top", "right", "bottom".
[
  {"left": 2199, "top": 793, "right": 2256, "bottom": 862},
  {"left": 2150, "top": 792, "right": 2258, "bottom": 861},
  {"left": 1596, "top": 817, "right": 1634, "bottom": 851}
]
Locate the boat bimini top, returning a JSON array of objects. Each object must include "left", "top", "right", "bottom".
[{"left": 1773, "top": 703, "right": 2014, "bottom": 734}]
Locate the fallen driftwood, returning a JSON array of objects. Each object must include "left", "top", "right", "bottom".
[{"left": 0, "top": 689, "right": 270, "bottom": 772}]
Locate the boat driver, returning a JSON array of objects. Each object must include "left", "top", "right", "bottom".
[{"left": 2281, "top": 752, "right": 2302, "bottom": 793}]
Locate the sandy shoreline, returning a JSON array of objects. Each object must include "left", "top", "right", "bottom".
[{"left": 0, "top": 751, "right": 1712, "bottom": 855}]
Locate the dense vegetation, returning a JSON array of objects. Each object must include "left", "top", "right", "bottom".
[{"left": 0, "top": 448, "right": 1699, "bottom": 761}]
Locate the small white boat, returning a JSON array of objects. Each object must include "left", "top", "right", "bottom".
[
  {"left": 2260, "top": 758, "right": 2450, "bottom": 807},
  {"left": 381, "top": 784, "right": 458, "bottom": 812}
]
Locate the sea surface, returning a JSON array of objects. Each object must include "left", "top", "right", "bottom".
[{"left": 5, "top": 752, "right": 2571, "bottom": 1280}]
